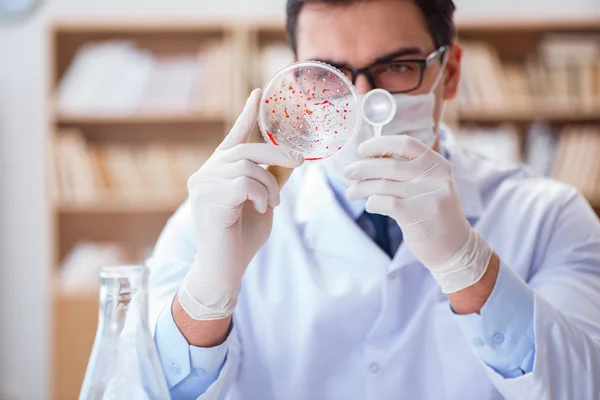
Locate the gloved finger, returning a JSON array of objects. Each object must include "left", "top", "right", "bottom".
[
  {"left": 346, "top": 151, "right": 448, "bottom": 182},
  {"left": 366, "top": 191, "right": 445, "bottom": 228},
  {"left": 364, "top": 194, "right": 401, "bottom": 218},
  {"left": 219, "top": 160, "right": 281, "bottom": 208},
  {"left": 345, "top": 179, "right": 434, "bottom": 201},
  {"left": 221, "top": 143, "right": 304, "bottom": 168},
  {"left": 218, "top": 89, "right": 262, "bottom": 151},
  {"left": 357, "top": 135, "right": 430, "bottom": 160},
  {"left": 226, "top": 176, "right": 270, "bottom": 214},
  {"left": 344, "top": 158, "right": 420, "bottom": 182}
]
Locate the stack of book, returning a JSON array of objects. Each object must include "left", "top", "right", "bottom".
[
  {"left": 56, "top": 40, "right": 229, "bottom": 116},
  {"left": 52, "top": 130, "right": 214, "bottom": 206},
  {"left": 553, "top": 125, "right": 600, "bottom": 206},
  {"left": 457, "top": 35, "right": 600, "bottom": 112},
  {"left": 456, "top": 123, "right": 600, "bottom": 207}
]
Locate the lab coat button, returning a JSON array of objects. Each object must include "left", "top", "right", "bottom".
[
  {"left": 369, "top": 362, "right": 380, "bottom": 373},
  {"left": 492, "top": 333, "right": 505, "bottom": 345},
  {"left": 388, "top": 271, "right": 397, "bottom": 280},
  {"left": 171, "top": 362, "right": 181, "bottom": 376},
  {"left": 472, "top": 338, "right": 484, "bottom": 348}
]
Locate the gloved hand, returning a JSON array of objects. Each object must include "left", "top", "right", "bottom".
[
  {"left": 344, "top": 135, "right": 492, "bottom": 294},
  {"left": 179, "top": 89, "right": 304, "bottom": 320}
]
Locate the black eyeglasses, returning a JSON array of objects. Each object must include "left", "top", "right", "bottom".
[{"left": 334, "top": 45, "right": 449, "bottom": 94}]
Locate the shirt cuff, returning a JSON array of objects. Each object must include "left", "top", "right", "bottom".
[
  {"left": 154, "top": 302, "right": 229, "bottom": 388},
  {"left": 453, "top": 262, "right": 536, "bottom": 378}
]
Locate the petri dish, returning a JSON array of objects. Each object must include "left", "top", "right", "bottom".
[{"left": 259, "top": 61, "right": 360, "bottom": 161}]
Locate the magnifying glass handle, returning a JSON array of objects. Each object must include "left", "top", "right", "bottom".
[
  {"left": 266, "top": 165, "right": 295, "bottom": 189},
  {"left": 374, "top": 125, "right": 383, "bottom": 137}
]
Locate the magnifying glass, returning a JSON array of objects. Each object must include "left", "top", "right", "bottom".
[{"left": 360, "top": 88, "right": 396, "bottom": 137}]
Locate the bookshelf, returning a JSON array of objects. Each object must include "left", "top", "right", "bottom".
[
  {"left": 47, "top": 17, "right": 600, "bottom": 399},
  {"left": 55, "top": 110, "right": 227, "bottom": 124},
  {"left": 457, "top": 107, "right": 600, "bottom": 124},
  {"left": 47, "top": 20, "right": 240, "bottom": 399}
]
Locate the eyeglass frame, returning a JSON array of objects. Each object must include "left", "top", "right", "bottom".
[{"left": 332, "top": 45, "right": 450, "bottom": 94}]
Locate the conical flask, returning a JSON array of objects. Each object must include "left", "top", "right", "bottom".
[{"left": 79, "top": 265, "right": 170, "bottom": 400}]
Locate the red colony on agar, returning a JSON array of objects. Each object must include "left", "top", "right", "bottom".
[{"left": 266, "top": 131, "right": 278, "bottom": 146}]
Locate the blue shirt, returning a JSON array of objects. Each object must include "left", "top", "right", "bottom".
[{"left": 147, "top": 128, "right": 600, "bottom": 399}]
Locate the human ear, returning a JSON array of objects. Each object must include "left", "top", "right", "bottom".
[{"left": 442, "top": 43, "right": 462, "bottom": 100}]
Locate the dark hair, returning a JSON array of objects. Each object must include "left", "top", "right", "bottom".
[{"left": 286, "top": 0, "right": 456, "bottom": 55}]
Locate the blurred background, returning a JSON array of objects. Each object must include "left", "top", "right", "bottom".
[{"left": 1, "top": 0, "right": 599, "bottom": 399}]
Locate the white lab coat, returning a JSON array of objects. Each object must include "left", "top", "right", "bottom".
[{"left": 148, "top": 144, "right": 600, "bottom": 400}]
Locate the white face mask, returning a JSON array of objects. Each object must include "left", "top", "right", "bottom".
[{"left": 324, "top": 54, "right": 448, "bottom": 183}]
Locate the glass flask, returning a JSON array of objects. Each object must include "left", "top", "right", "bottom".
[{"left": 79, "top": 265, "right": 170, "bottom": 400}]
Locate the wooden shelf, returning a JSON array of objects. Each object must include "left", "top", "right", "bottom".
[
  {"left": 57, "top": 200, "right": 184, "bottom": 214},
  {"left": 454, "top": 17, "right": 600, "bottom": 32},
  {"left": 51, "top": 19, "right": 232, "bottom": 33},
  {"left": 249, "top": 17, "right": 600, "bottom": 34},
  {"left": 55, "top": 110, "right": 227, "bottom": 125},
  {"left": 53, "top": 292, "right": 98, "bottom": 400},
  {"left": 458, "top": 107, "right": 600, "bottom": 124}
]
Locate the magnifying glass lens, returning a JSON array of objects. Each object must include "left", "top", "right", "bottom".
[{"left": 361, "top": 89, "right": 396, "bottom": 127}]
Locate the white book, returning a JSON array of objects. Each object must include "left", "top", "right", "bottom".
[
  {"left": 56, "top": 42, "right": 135, "bottom": 113},
  {"left": 91, "top": 44, "right": 155, "bottom": 114},
  {"left": 455, "top": 125, "right": 520, "bottom": 164},
  {"left": 140, "top": 56, "right": 197, "bottom": 112},
  {"left": 56, "top": 131, "right": 97, "bottom": 203},
  {"left": 62, "top": 132, "right": 101, "bottom": 203},
  {"left": 54, "top": 135, "right": 75, "bottom": 203},
  {"left": 136, "top": 144, "right": 180, "bottom": 201},
  {"left": 101, "top": 145, "right": 146, "bottom": 201},
  {"left": 525, "top": 122, "right": 559, "bottom": 176},
  {"left": 539, "top": 35, "right": 600, "bottom": 67}
]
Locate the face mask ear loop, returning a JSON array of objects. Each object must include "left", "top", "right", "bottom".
[
  {"left": 429, "top": 50, "right": 450, "bottom": 95},
  {"left": 427, "top": 50, "right": 449, "bottom": 141}
]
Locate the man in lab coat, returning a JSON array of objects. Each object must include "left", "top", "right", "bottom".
[{"left": 148, "top": 0, "right": 600, "bottom": 399}]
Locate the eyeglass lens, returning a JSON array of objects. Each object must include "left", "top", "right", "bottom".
[{"left": 340, "top": 60, "right": 424, "bottom": 93}]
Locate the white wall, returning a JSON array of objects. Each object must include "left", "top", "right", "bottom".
[
  {"left": 0, "top": 0, "right": 598, "bottom": 399},
  {"left": 0, "top": 9, "right": 49, "bottom": 400}
]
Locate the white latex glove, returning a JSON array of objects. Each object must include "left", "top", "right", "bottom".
[
  {"left": 179, "top": 89, "right": 304, "bottom": 320},
  {"left": 344, "top": 135, "right": 492, "bottom": 294}
]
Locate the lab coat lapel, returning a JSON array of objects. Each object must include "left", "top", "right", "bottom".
[{"left": 296, "top": 165, "right": 391, "bottom": 269}]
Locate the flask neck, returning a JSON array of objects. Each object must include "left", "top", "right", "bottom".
[{"left": 97, "top": 266, "right": 149, "bottom": 334}]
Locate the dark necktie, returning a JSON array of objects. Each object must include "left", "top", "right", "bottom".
[{"left": 363, "top": 211, "right": 393, "bottom": 258}]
